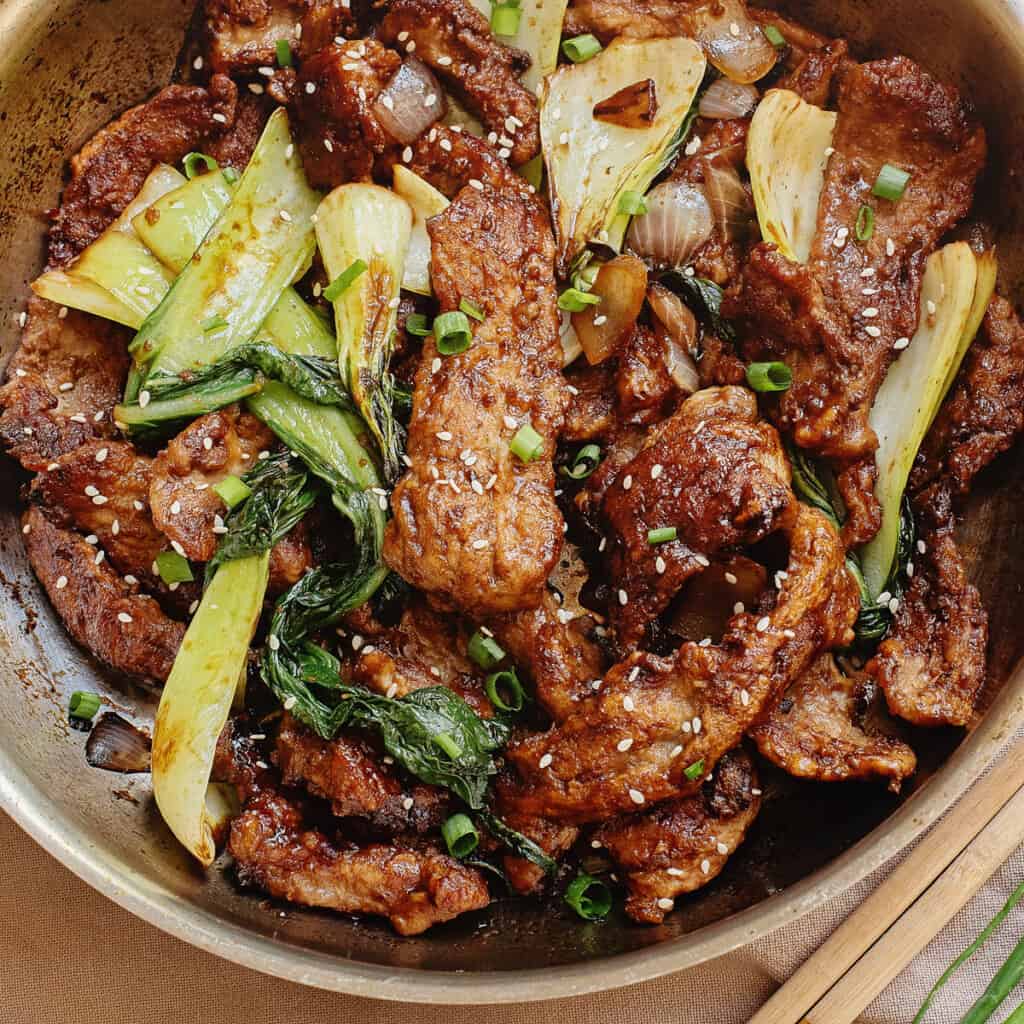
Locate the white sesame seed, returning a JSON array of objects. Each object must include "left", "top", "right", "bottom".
[
  {"left": 440, "top": 137, "right": 452, "bottom": 152},
  {"left": 629, "top": 789, "right": 646, "bottom": 805},
  {"left": 258, "top": 65, "right": 275, "bottom": 77},
  {"left": 18, "top": 312, "right": 27, "bottom": 328},
  {"left": 894, "top": 337, "right": 910, "bottom": 350},
  {"left": 628, "top": 665, "right": 640, "bottom": 682},
  {"left": 623, "top": 695, "right": 635, "bottom": 712},
  {"left": 171, "top": 540, "right": 186, "bottom": 557},
  {"left": 92, "top": 495, "right": 108, "bottom": 506},
  {"left": 700, "top": 859, "right": 711, "bottom": 875},
  {"left": 862, "top": 307, "right": 879, "bottom": 319},
  {"left": 59, "top": 382, "right": 73, "bottom": 392},
  {"left": 472, "top": 538, "right": 488, "bottom": 550},
  {"left": 386, "top": 682, "right": 399, "bottom": 699},
  {"left": 695, "top": 554, "right": 710, "bottom": 568},
  {"left": 657, "top": 897, "right": 675, "bottom": 911},
  {"left": 133, "top": 500, "right": 144, "bottom": 511},
  {"left": 886, "top": 238, "right": 896, "bottom": 257},
  {"left": 685, "top": 135, "right": 702, "bottom": 156},
  {"left": 917, "top": 539, "right": 927, "bottom": 554},
  {"left": 861, "top": 268, "right": 877, "bottom": 278},
  {"left": 248, "top": 83, "right": 265, "bottom": 95},
  {"left": 699, "top": 637, "right": 712, "bottom": 647},
  {"left": 69, "top": 414, "right": 87, "bottom": 424},
  {"left": 58, "top": 306, "right": 69, "bottom": 319},
  {"left": 111, "top": 520, "right": 120, "bottom": 536},
  {"left": 85, "top": 534, "right": 98, "bottom": 545},
  {"left": 539, "top": 753, "right": 553, "bottom": 769},
  {"left": 651, "top": 464, "right": 663, "bottom": 480},
  {"left": 693, "top": 717, "right": 702, "bottom": 734},
  {"left": 623, "top": 474, "right": 633, "bottom": 491},
  {"left": 170, "top": 500, "right": 181, "bottom": 515},
  {"left": 203, "top": 437, "right": 214, "bottom": 451},
  {"left": 431, "top": 357, "right": 442, "bottom": 374},
  {"left": 756, "top": 616, "right": 770, "bottom": 632},
  {"left": 618, "top": 589, "right": 628, "bottom": 606},
  {"left": 907, "top": 562, "right": 915, "bottom": 578},
  {"left": 438, "top": 55, "right": 453, "bottom": 66},
  {"left": 212, "top": 112, "right": 227, "bottom": 124},
  {"left": 888, "top": 597, "right": 900, "bottom": 614},
  {"left": 436, "top": 430, "right": 452, "bottom": 441},
  {"left": 751, "top": 788, "right": 763, "bottom": 796},
  {"left": 138, "top": 390, "right": 151, "bottom": 409},
  {"left": 733, "top": 602, "right": 745, "bottom": 614},
  {"left": 671, "top": 745, "right": 684, "bottom": 758},
  {"left": 617, "top": 738, "right": 634, "bottom": 752},
  {"left": 783, "top": 629, "right": 796, "bottom": 639},
  {"left": 667, "top": 867, "right": 685, "bottom": 878},
  {"left": 598, "top": 536, "right": 607, "bottom": 553},
  {"left": 724, "top": 572, "right": 738, "bottom": 584},
  {"left": 682, "top": 721, "right": 692, "bottom": 734},
  {"left": 655, "top": 556, "right": 666, "bottom": 575},
  {"left": 468, "top": 178, "right": 484, "bottom": 191},
  {"left": 498, "top": 148, "right": 511, "bottom": 160},
  {"left": 559, "top": 131, "right": 569, "bottom": 146},
  {"left": 503, "top": 414, "right": 518, "bottom": 430},
  {"left": 865, "top": 326, "right": 882, "bottom": 338},
  {"left": 283, "top": 696, "right": 297, "bottom": 710},
  {"left": 862, "top": 287, "right": 878, "bottom": 296},
  {"left": 878, "top": 590, "right": 892, "bottom": 604},
  {"left": 124, "top": 574, "right": 137, "bottom": 585},
  {"left": 305, "top": 82, "right": 317, "bottom": 95},
  {"left": 402, "top": 796, "right": 414, "bottom": 811},
  {"left": 117, "top": 612, "right": 132, "bottom": 624},
  {"left": 55, "top": 575, "right": 68, "bottom": 590},
  {"left": 740, "top": 689, "right": 750, "bottom": 707},
  {"left": 402, "top": 146, "right": 413, "bottom": 163}
]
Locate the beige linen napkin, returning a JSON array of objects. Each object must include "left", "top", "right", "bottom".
[{"left": 2, "top": 765, "right": 1023, "bottom": 1024}]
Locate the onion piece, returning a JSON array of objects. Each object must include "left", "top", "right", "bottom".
[
  {"left": 572, "top": 254, "right": 648, "bottom": 365},
  {"left": 693, "top": 0, "right": 778, "bottom": 84},
  {"left": 702, "top": 159, "right": 755, "bottom": 243},
  {"left": 626, "top": 180, "right": 713, "bottom": 269},
  {"left": 85, "top": 712, "right": 152, "bottom": 773},
  {"left": 373, "top": 58, "right": 447, "bottom": 145},
  {"left": 698, "top": 79, "right": 760, "bottom": 120},
  {"left": 647, "top": 283, "right": 700, "bottom": 393}
]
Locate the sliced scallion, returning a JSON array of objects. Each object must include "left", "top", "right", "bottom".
[
  {"left": 214, "top": 475, "right": 252, "bottom": 510},
  {"left": 762, "top": 24, "right": 786, "bottom": 48},
  {"left": 432, "top": 731, "right": 463, "bottom": 760},
  {"left": 684, "top": 759, "right": 705, "bottom": 781},
  {"left": 323, "top": 259, "right": 368, "bottom": 303},
  {"left": 485, "top": 669, "right": 525, "bottom": 713},
  {"left": 222, "top": 167, "right": 241, "bottom": 185},
  {"left": 558, "top": 287, "right": 601, "bottom": 313},
  {"left": 648, "top": 526, "right": 678, "bottom": 545},
  {"left": 275, "top": 38, "right": 293, "bottom": 68},
  {"left": 442, "top": 813, "right": 480, "bottom": 857},
  {"left": 434, "top": 310, "right": 473, "bottom": 355},
  {"left": 562, "top": 34, "right": 602, "bottom": 64},
  {"left": 405, "top": 312, "right": 432, "bottom": 337},
  {"left": 618, "top": 191, "right": 649, "bottom": 216},
  {"left": 855, "top": 204, "right": 875, "bottom": 242},
  {"left": 459, "top": 297, "right": 485, "bottom": 322},
  {"left": 872, "top": 163, "right": 911, "bottom": 201},
  {"left": 468, "top": 631, "right": 506, "bottom": 670},
  {"left": 510, "top": 422, "right": 544, "bottom": 463},
  {"left": 68, "top": 691, "right": 102, "bottom": 722},
  {"left": 490, "top": 2, "right": 522, "bottom": 36},
  {"left": 155, "top": 550, "right": 195, "bottom": 585},
  {"left": 746, "top": 361, "right": 792, "bottom": 393},
  {"left": 562, "top": 444, "right": 601, "bottom": 480},
  {"left": 565, "top": 872, "right": 612, "bottom": 920},
  {"left": 182, "top": 152, "right": 219, "bottom": 180}
]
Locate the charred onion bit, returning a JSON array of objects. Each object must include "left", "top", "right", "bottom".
[{"left": 593, "top": 79, "right": 659, "bottom": 129}]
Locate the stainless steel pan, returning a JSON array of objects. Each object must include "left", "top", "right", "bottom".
[{"left": 1, "top": 0, "right": 1023, "bottom": 1003}]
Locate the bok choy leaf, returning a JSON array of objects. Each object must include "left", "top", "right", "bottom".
[{"left": 315, "top": 184, "right": 412, "bottom": 483}]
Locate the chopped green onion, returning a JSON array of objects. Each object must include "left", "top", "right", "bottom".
[
  {"left": 213, "top": 475, "right": 253, "bottom": 510},
  {"left": 746, "top": 361, "right": 793, "bottom": 393},
  {"left": 155, "top": 550, "right": 195, "bottom": 585},
  {"left": 491, "top": 2, "right": 522, "bottom": 36},
  {"left": 222, "top": 167, "right": 241, "bottom": 185},
  {"left": 572, "top": 263, "right": 599, "bottom": 293},
  {"left": 872, "top": 163, "right": 911, "bottom": 201},
  {"left": 323, "top": 259, "right": 368, "bottom": 303},
  {"left": 562, "top": 444, "right": 601, "bottom": 480},
  {"left": 275, "top": 38, "right": 293, "bottom": 68},
  {"left": 648, "top": 526, "right": 678, "bottom": 545},
  {"left": 762, "top": 24, "right": 786, "bottom": 48},
  {"left": 459, "top": 297, "right": 485, "bottom": 322},
  {"left": 486, "top": 669, "right": 525, "bottom": 713},
  {"left": 562, "top": 33, "right": 602, "bottom": 63},
  {"left": 202, "top": 314, "right": 229, "bottom": 333},
  {"left": 432, "top": 731, "right": 463, "bottom": 760},
  {"left": 68, "top": 691, "right": 102, "bottom": 722},
  {"left": 405, "top": 313, "right": 432, "bottom": 337},
  {"left": 855, "top": 204, "right": 875, "bottom": 242},
  {"left": 441, "top": 813, "right": 480, "bottom": 857},
  {"left": 510, "top": 422, "right": 544, "bottom": 463},
  {"left": 434, "top": 310, "right": 473, "bottom": 355},
  {"left": 565, "top": 872, "right": 612, "bottom": 921},
  {"left": 558, "top": 287, "right": 601, "bottom": 313},
  {"left": 684, "top": 759, "right": 705, "bottom": 781},
  {"left": 618, "top": 191, "right": 649, "bottom": 216},
  {"left": 468, "top": 631, "right": 506, "bottom": 670},
  {"left": 182, "top": 152, "right": 218, "bottom": 180}
]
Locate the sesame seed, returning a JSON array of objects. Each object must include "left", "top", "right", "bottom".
[
  {"left": 440, "top": 137, "right": 452, "bottom": 152},
  {"left": 59, "top": 382, "right": 73, "bottom": 392},
  {"left": 438, "top": 55, "right": 453, "bottom": 66},
  {"left": 111, "top": 520, "right": 120, "bottom": 536},
  {"left": 138, "top": 390, "right": 151, "bottom": 408},
  {"left": 617, "top": 738, "right": 633, "bottom": 752},
  {"left": 283, "top": 696, "right": 297, "bottom": 710},
  {"left": 248, "top": 83, "right": 265, "bottom": 95},
  {"left": 386, "top": 682, "right": 399, "bottom": 698},
  {"left": 212, "top": 112, "right": 227, "bottom": 124},
  {"left": 323, "top": 137, "right": 335, "bottom": 153},
  {"left": 472, "top": 538, "right": 488, "bottom": 550},
  {"left": 623, "top": 474, "right": 633, "bottom": 491},
  {"left": 92, "top": 495, "right": 108, "bottom": 506},
  {"left": 436, "top": 430, "right": 452, "bottom": 441},
  {"left": 402, "top": 146, "right": 413, "bottom": 163},
  {"left": 402, "top": 796, "right": 414, "bottom": 811},
  {"left": 865, "top": 326, "right": 882, "bottom": 338},
  {"left": 592, "top": 314, "right": 608, "bottom": 326},
  {"left": 170, "top": 500, "right": 181, "bottom": 515},
  {"left": 279, "top": 209, "right": 293, "bottom": 223},
  {"left": 469, "top": 178, "right": 484, "bottom": 191},
  {"left": 133, "top": 500, "right": 144, "bottom": 511},
  {"left": 651, "top": 464, "right": 663, "bottom": 480},
  {"left": 259, "top": 65, "right": 274, "bottom": 77},
  {"left": 69, "top": 414, "right": 87, "bottom": 424},
  {"left": 486, "top": 474, "right": 497, "bottom": 490},
  {"left": 740, "top": 689, "right": 750, "bottom": 706},
  {"left": 861, "top": 268, "right": 877, "bottom": 278},
  {"left": 85, "top": 534, "right": 98, "bottom": 545},
  {"left": 655, "top": 556, "right": 666, "bottom": 575},
  {"left": 862, "top": 307, "right": 879, "bottom": 319},
  {"left": 725, "top": 572, "right": 738, "bottom": 584},
  {"left": 503, "top": 414, "right": 518, "bottom": 430},
  {"left": 171, "top": 540, "right": 186, "bottom": 556},
  {"left": 18, "top": 312, "right": 27, "bottom": 328},
  {"left": 657, "top": 897, "right": 675, "bottom": 911},
  {"left": 886, "top": 238, "right": 896, "bottom": 257},
  {"left": 783, "top": 629, "right": 796, "bottom": 639},
  {"left": 203, "top": 437, "right": 214, "bottom": 451},
  {"left": 498, "top": 148, "right": 511, "bottom": 159},
  {"left": 431, "top": 357, "right": 442, "bottom": 374},
  {"left": 693, "top": 717, "right": 702, "bottom": 734},
  {"left": 425, "top": 93, "right": 437, "bottom": 107},
  {"left": 559, "top": 131, "right": 569, "bottom": 146},
  {"left": 125, "top": 575, "right": 137, "bottom": 585},
  {"left": 58, "top": 306, "right": 69, "bottom": 319},
  {"left": 926, "top": 299, "right": 937, "bottom": 316},
  {"left": 682, "top": 721, "right": 692, "bottom": 733},
  {"left": 623, "top": 695, "right": 635, "bottom": 711},
  {"left": 629, "top": 789, "right": 645, "bottom": 805},
  {"left": 700, "top": 859, "right": 711, "bottom": 875},
  {"left": 667, "top": 867, "right": 685, "bottom": 877},
  {"left": 716, "top": 842, "right": 729, "bottom": 855},
  {"left": 628, "top": 666, "right": 640, "bottom": 682},
  {"left": 699, "top": 637, "right": 712, "bottom": 647},
  {"left": 888, "top": 597, "right": 900, "bottom": 614},
  {"left": 117, "top": 612, "right": 132, "bottom": 624},
  {"left": 305, "top": 82, "right": 317, "bottom": 95},
  {"left": 671, "top": 745, "right": 683, "bottom": 758},
  {"left": 878, "top": 591, "right": 892, "bottom": 604},
  {"left": 695, "top": 554, "right": 710, "bottom": 568},
  {"left": 618, "top": 589, "right": 628, "bottom": 606},
  {"left": 756, "top": 616, "right": 770, "bottom": 632},
  {"left": 539, "top": 753, "right": 553, "bottom": 769},
  {"left": 862, "top": 287, "right": 878, "bottom": 296},
  {"left": 55, "top": 575, "right": 68, "bottom": 590},
  {"left": 733, "top": 602, "right": 745, "bottom": 614},
  {"left": 598, "top": 536, "right": 607, "bottom": 553},
  {"left": 894, "top": 337, "right": 910, "bottom": 350},
  {"left": 685, "top": 135, "right": 702, "bottom": 156}
]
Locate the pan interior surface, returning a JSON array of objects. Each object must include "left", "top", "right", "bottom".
[{"left": 0, "top": 0, "right": 1023, "bottom": 1002}]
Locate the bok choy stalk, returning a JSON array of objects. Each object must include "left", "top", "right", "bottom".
[
  {"left": 540, "top": 36, "right": 706, "bottom": 273},
  {"left": 32, "top": 163, "right": 185, "bottom": 328},
  {"left": 391, "top": 165, "right": 449, "bottom": 296},
  {"left": 467, "top": 0, "right": 569, "bottom": 92},
  {"left": 747, "top": 89, "right": 837, "bottom": 264},
  {"left": 861, "top": 242, "right": 994, "bottom": 597},
  {"left": 128, "top": 108, "right": 319, "bottom": 390},
  {"left": 260, "top": 566, "right": 555, "bottom": 871},
  {"left": 315, "top": 184, "right": 412, "bottom": 482},
  {"left": 152, "top": 453, "right": 318, "bottom": 865}
]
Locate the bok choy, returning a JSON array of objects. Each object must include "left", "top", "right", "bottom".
[
  {"left": 468, "top": 0, "right": 569, "bottom": 92},
  {"left": 861, "top": 242, "right": 995, "bottom": 597},
  {"left": 392, "top": 165, "right": 449, "bottom": 296},
  {"left": 747, "top": 89, "right": 837, "bottom": 264},
  {"left": 540, "top": 36, "right": 706, "bottom": 273},
  {"left": 315, "top": 184, "right": 412, "bottom": 482}
]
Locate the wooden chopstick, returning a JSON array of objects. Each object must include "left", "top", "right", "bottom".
[{"left": 750, "top": 738, "right": 1024, "bottom": 1024}]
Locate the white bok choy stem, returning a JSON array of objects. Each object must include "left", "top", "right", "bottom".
[
  {"left": 152, "top": 551, "right": 270, "bottom": 866},
  {"left": 391, "top": 165, "right": 449, "bottom": 297},
  {"left": 861, "top": 242, "right": 995, "bottom": 596},
  {"left": 747, "top": 88, "right": 837, "bottom": 264}
]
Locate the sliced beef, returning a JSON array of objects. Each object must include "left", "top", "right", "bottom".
[
  {"left": 408, "top": 124, "right": 526, "bottom": 198},
  {"left": 565, "top": 0, "right": 703, "bottom": 42},
  {"left": 203, "top": 91, "right": 273, "bottom": 170},
  {"left": 202, "top": 0, "right": 357, "bottom": 75},
  {"left": 777, "top": 38, "right": 851, "bottom": 108},
  {"left": 869, "top": 485, "right": 987, "bottom": 727},
  {"left": 729, "top": 57, "right": 986, "bottom": 544},
  {"left": 290, "top": 40, "right": 402, "bottom": 188},
  {"left": 49, "top": 77, "right": 237, "bottom": 267},
  {"left": 274, "top": 715, "right": 451, "bottom": 833},
  {"left": 601, "top": 387, "right": 793, "bottom": 644},
  {"left": 562, "top": 360, "right": 617, "bottom": 443},
  {"left": 22, "top": 507, "right": 184, "bottom": 682},
  {"left": 615, "top": 323, "right": 686, "bottom": 425},
  {"left": 912, "top": 294, "right": 1024, "bottom": 496},
  {"left": 384, "top": 181, "right": 566, "bottom": 615},
  {"left": 751, "top": 652, "right": 917, "bottom": 789},
  {"left": 0, "top": 298, "right": 129, "bottom": 472},
  {"left": 596, "top": 747, "right": 761, "bottom": 923},
  {"left": 499, "top": 503, "right": 858, "bottom": 824},
  {"left": 499, "top": 811, "right": 578, "bottom": 896},
  {"left": 229, "top": 783, "right": 490, "bottom": 935},
  {"left": 30, "top": 440, "right": 165, "bottom": 586},
  {"left": 379, "top": 0, "right": 539, "bottom": 166}
]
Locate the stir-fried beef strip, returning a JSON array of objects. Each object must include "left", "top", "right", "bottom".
[
  {"left": 0, "top": 298, "right": 130, "bottom": 473},
  {"left": 384, "top": 181, "right": 566, "bottom": 615},
  {"left": 201, "top": 0, "right": 357, "bottom": 76},
  {"left": 22, "top": 507, "right": 184, "bottom": 682},
  {"left": 501, "top": 502, "right": 858, "bottom": 825},
  {"left": 751, "top": 652, "right": 917, "bottom": 789},
  {"left": 777, "top": 38, "right": 852, "bottom": 109},
  {"left": 203, "top": 91, "right": 274, "bottom": 170},
  {"left": 564, "top": 0, "right": 704, "bottom": 43},
  {"left": 409, "top": 123, "right": 528, "bottom": 198},
  {"left": 747, "top": 8, "right": 829, "bottom": 67},
  {"left": 596, "top": 747, "right": 761, "bottom": 924},
  {"left": 869, "top": 483, "right": 988, "bottom": 728},
  {"left": 229, "top": 783, "right": 490, "bottom": 935},
  {"left": 379, "top": 0, "right": 540, "bottom": 167},
  {"left": 48, "top": 77, "right": 237, "bottom": 268},
  {"left": 601, "top": 387, "right": 793, "bottom": 645},
  {"left": 729, "top": 57, "right": 986, "bottom": 546},
  {"left": 275, "top": 715, "right": 452, "bottom": 833}
]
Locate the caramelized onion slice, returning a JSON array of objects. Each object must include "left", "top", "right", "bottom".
[
  {"left": 698, "top": 79, "right": 760, "bottom": 120},
  {"left": 85, "top": 712, "right": 152, "bottom": 773},
  {"left": 594, "top": 79, "right": 658, "bottom": 129},
  {"left": 626, "top": 180, "right": 713, "bottom": 269},
  {"left": 702, "top": 159, "right": 756, "bottom": 243},
  {"left": 572, "top": 254, "right": 648, "bottom": 365},
  {"left": 647, "top": 283, "right": 700, "bottom": 393},
  {"left": 373, "top": 57, "right": 447, "bottom": 145}
]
